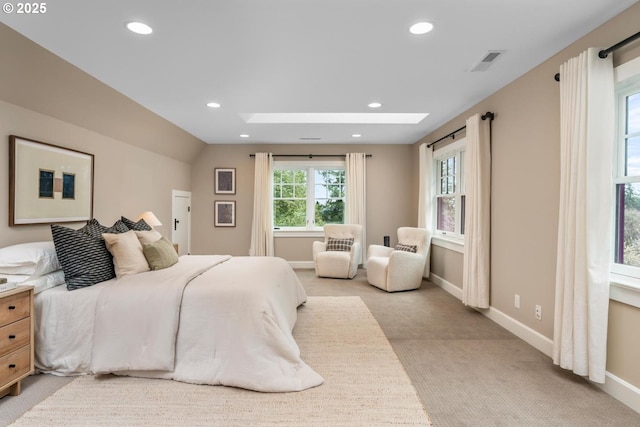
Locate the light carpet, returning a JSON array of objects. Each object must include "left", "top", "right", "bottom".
[{"left": 9, "top": 296, "right": 432, "bottom": 427}]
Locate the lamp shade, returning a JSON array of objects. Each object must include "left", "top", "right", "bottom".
[{"left": 137, "top": 211, "right": 162, "bottom": 227}]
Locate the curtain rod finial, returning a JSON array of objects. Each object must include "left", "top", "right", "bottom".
[{"left": 481, "top": 112, "right": 495, "bottom": 121}]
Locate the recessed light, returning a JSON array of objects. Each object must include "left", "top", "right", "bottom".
[
  {"left": 352, "top": 134, "right": 362, "bottom": 138},
  {"left": 240, "top": 134, "right": 250, "bottom": 138},
  {"left": 409, "top": 22, "right": 433, "bottom": 35},
  {"left": 368, "top": 102, "right": 382, "bottom": 109},
  {"left": 206, "top": 102, "right": 221, "bottom": 108},
  {"left": 126, "top": 22, "right": 153, "bottom": 35}
]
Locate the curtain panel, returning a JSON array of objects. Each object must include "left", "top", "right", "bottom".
[
  {"left": 462, "top": 113, "right": 491, "bottom": 309},
  {"left": 418, "top": 143, "right": 434, "bottom": 278},
  {"left": 553, "top": 48, "right": 614, "bottom": 383},
  {"left": 345, "top": 153, "right": 367, "bottom": 265},
  {"left": 249, "top": 153, "right": 274, "bottom": 257}
]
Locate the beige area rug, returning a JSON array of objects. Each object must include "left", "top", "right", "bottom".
[{"left": 10, "top": 296, "right": 432, "bottom": 427}]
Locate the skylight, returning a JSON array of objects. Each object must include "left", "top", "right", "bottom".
[{"left": 243, "top": 113, "right": 429, "bottom": 124}]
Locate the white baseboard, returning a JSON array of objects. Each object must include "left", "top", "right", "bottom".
[
  {"left": 598, "top": 371, "right": 640, "bottom": 414},
  {"left": 483, "top": 306, "right": 554, "bottom": 358},
  {"left": 429, "top": 273, "right": 640, "bottom": 414},
  {"left": 429, "top": 273, "right": 462, "bottom": 300},
  {"left": 289, "top": 261, "right": 314, "bottom": 269}
]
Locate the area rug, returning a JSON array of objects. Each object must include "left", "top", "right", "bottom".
[{"left": 9, "top": 296, "right": 432, "bottom": 426}]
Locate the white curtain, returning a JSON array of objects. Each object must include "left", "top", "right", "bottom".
[
  {"left": 553, "top": 48, "right": 614, "bottom": 383},
  {"left": 345, "top": 153, "right": 367, "bottom": 264},
  {"left": 462, "top": 113, "right": 491, "bottom": 309},
  {"left": 249, "top": 153, "right": 274, "bottom": 257},
  {"left": 418, "top": 143, "right": 434, "bottom": 278}
]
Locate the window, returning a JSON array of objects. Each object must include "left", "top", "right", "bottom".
[
  {"left": 613, "top": 74, "right": 640, "bottom": 278},
  {"left": 273, "top": 161, "right": 345, "bottom": 231},
  {"left": 433, "top": 139, "right": 465, "bottom": 240}
]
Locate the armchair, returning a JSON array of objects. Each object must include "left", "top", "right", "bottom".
[
  {"left": 313, "top": 224, "right": 363, "bottom": 279},
  {"left": 367, "top": 227, "right": 430, "bottom": 292}
]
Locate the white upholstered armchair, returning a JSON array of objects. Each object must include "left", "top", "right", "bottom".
[
  {"left": 313, "top": 224, "right": 363, "bottom": 279},
  {"left": 366, "top": 227, "right": 430, "bottom": 292}
]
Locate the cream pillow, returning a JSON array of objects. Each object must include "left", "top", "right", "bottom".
[
  {"left": 102, "top": 231, "right": 150, "bottom": 278},
  {"left": 134, "top": 229, "right": 163, "bottom": 245}
]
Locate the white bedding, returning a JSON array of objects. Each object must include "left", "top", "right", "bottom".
[{"left": 34, "top": 255, "right": 324, "bottom": 392}]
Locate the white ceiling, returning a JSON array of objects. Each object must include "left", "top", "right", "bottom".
[{"left": 1, "top": 0, "right": 637, "bottom": 145}]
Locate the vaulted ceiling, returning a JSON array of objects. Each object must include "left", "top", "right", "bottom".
[{"left": 2, "top": 0, "right": 637, "bottom": 144}]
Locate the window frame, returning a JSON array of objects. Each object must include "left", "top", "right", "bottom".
[
  {"left": 610, "top": 56, "right": 640, "bottom": 309},
  {"left": 433, "top": 138, "right": 466, "bottom": 243},
  {"left": 611, "top": 74, "right": 640, "bottom": 279},
  {"left": 272, "top": 160, "right": 346, "bottom": 235}
]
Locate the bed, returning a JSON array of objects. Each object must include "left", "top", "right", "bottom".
[
  {"left": 33, "top": 255, "right": 323, "bottom": 392},
  {"left": 0, "top": 225, "right": 324, "bottom": 393}
]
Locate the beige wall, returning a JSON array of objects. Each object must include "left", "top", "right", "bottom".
[
  {"left": 0, "top": 24, "right": 202, "bottom": 247},
  {"left": 0, "top": 23, "right": 205, "bottom": 164},
  {"left": 190, "top": 144, "right": 414, "bottom": 258},
  {"left": 415, "top": 2, "right": 640, "bottom": 388},
  {"left": 0, "top": 100, "right": 192, "bottom": 247}
]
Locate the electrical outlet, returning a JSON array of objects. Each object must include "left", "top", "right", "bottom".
[
  {"left": 514, "top": 294, "right": 520, "bottom": 309},
  {"left": 535, "top": 305, "right": 542, "bottom": 320}
]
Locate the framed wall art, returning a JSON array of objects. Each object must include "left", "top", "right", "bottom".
[
  {"left": 9, "top": 135, "right": 94, "bottom": 226},
  {"left": 214, "top": 168, "right": 236, "bottom": 194},
  {"left": 214, "top": 200, "right": 236, "bottom": 227}
]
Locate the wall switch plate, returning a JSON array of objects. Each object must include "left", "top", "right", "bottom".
[
  {"left": 515, "top": 294, "right": 520, "bottom": 309},
  {"left": 535, "top": 305, "right": 542, "bottom": 320}
]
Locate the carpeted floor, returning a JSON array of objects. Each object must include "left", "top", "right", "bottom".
[
  {"left": 2, "top": 270, "right": 640, "bottom": 426},
  {"left": 4, "top": 296, "right": 431, "bottom": 427}
]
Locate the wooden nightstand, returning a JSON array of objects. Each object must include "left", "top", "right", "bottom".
[{"left": 0, "top": 286, "right": 34, "bottom": 399}]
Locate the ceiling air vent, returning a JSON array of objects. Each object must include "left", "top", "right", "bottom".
[
  {"left": 469, "top": 50, "right": 505, "bottom": 72},
  {"left": 300, "top": 137, "right": 322, "bottom": 141}
]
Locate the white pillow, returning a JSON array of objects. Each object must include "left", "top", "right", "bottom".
[
  {"left": 103, "top": 231, "right": 150, "bottom": 278},
  {"left": 0, "top": 241, "right": 62, "bottom": 276},
  {"left": 0, "top": 273, "right": 30, "bottom": 284},
  {"left": 18, "top": 270, "right": 66, "bottom": 294},
  {"left": 134, "top": 229, "right": 162, "bottom": 245}
]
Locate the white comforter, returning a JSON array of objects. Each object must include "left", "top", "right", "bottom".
[{"left": 34, "top": 255, "right": 324, "bottom": 392}]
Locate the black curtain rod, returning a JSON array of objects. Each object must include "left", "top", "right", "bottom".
[
  {"left": 249, "top": 153, "right": 372, "bottom": 158},
  {"left": 554, "top": 30, "right": 640, "bottom": 81},
  {"left": 426, "top": 111, "right": 495, "bottom": 148}
]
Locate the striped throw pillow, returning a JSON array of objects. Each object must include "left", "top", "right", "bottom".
[
  {"left": 395, "top": 243, "right": 417, "bottom": 253},
  {"left": 326, "top": 237, "right": 354, "bottom": 252}
]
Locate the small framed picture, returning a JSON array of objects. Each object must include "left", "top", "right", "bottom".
[
  {"left": 214, "top": 168, "right": 236, "bottom": 194},
  {"left": 214, "top": 200, "right": 236, "bottom": 227}
]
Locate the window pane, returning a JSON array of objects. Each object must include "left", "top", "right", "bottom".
[
  {"left": 274, "top": 200, "right": 306, "bottom": 227},
  {"left": 461, "top": 195, "right": 466, "bottom": 235},
  {"left": 437, "top": 197, "right": 455, "bottom": 232},
  {"left": 315, "top": 199, "right": 344, "bottom": 226},
  {"left": 281, "top": 184, "right": 294, "bottom": 198},
  {"left": 628, "top": 92, "right": 640, "bottom": 134},
  {"left": 615, "top": 183, "right": 640, "bottom": 267},
  {"left": 626, "top": 136, "right": 640, "bottom": 176},
  {"left": 294, "top": 184, "right": 306, "bottom": 198}
]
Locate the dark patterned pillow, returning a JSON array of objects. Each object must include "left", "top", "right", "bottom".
[
  {"left": 81, "top": 218, "right": 129, "bottom": 238},
  {"left": 326, "top": 237, "right": 354, "bottom": 252},
  {"left": 395, "top": 243, "right": 417, "bottom": 253},
  {"left": 51, "top": 225, "right": 116, "bottom": 291},
  {"left": 121, "top": 216, "right": 152, "bottom": 231}
]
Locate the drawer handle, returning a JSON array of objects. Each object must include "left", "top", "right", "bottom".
[
  {"left": 9, "top": 334, "right": 16, "bottom": 339},
  {"left": 9, "top": 364, "right": 16, "bottom": 369},
  {"left": 8, "top": 305, "right": 16, "bottom": 310}
]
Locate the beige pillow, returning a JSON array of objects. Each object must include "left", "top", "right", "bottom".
[
  {"left": 134, "top": 229, "right": 163, "bottom": 245},
  {"left": 143, "top": 237, "right": 179, "bottom": 271},
  {"left": 102, "top": 230, "right": 150, "bottom": 278}
]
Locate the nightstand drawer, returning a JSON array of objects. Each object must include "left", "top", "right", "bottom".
[
  {"left": 0, "top": 345, "right": 31, "bottom": 386},
  {"left": 0, "top": 292, "right": 30, "bottom": 327},
  {"left": 0, "top": 318, "right": 30, "bottom": 356}
]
